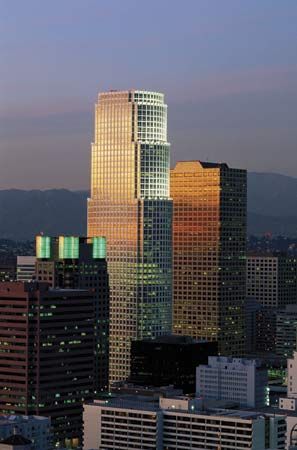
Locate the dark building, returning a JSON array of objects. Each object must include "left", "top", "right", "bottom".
[
  {"left": 0, "top": 282, "right": 95, "bottom": 449},
  {"left": 35, "top": 235, "right": 109, "bottom": 391},
  {"left": 0, "top": 259, "right": 16, "bottom": 282},
  {"left": 129, "top": 335, "right": 218, "bottom": 394},
  {"left": 276, "top": 304, "right": 297, "bottom": 358},
  {"left": 247, "top": 254, "right": 297, "bottom": 308},
  {"left": 244, "top": 297, "right": 262, "bottom": 354},
  {"left": 255, "top": 307, "right": 277, "bottom": 354}
]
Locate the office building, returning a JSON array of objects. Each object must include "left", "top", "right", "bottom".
[
  {"left": 276, "top": 305, "right": 297, "bottom": 359},
  {"left": 35, "top": 235, "right": 109, "bottom": 391},
  {"left": 0, "top": 415, "right": 51, "bottom": 450},
  {"left": 0, "top": 259, "right": 16, "bottom": 282},
  {"left": 255, "top": 307, "right": 278, "bottom": 354},
  {"left": 16, "top": 256, "right": 36, "bottom": 282},
  {"left": 171, "top": 161, "right": 247, "bottom": 355},
  {"left": 196, "top": 356, "right": 268, "bottom": 408},
  {"left": 245, "top": 297, "right": 262, "bottom": 353},
  {"left": 0, "top": 282, "right": 95, "bottom": 449},
  {"left": 247, "top": 254, "right": 297, "bottom": 308},
  {"left": 129, "top": 335, "right": 217, "bottom": 393},
  {"left": 88, "top": 90, "right": 172, "bottom": 383},
  {"left": 83, "top": 394, "right": 286, "bottom": 450}
]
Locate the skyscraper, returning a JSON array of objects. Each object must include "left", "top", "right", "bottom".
[
  {"left": 0, "top": 282, "right": 95, "bottom": 448},
  {"left": 35, "top": 235, "right": 109, "bottom": 391},
  {"left": 171, "top": 161, "right": 247, "bottom": 355},
  {"left": 88, "top": 90, "right": 172, "bottom": 383},
  {"left": 247, "top": 254, "right": 297, "bottom": 308}
]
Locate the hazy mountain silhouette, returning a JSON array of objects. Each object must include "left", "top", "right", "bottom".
[{"left": 0, "top": 172, "right": 296, "bottom": 240}]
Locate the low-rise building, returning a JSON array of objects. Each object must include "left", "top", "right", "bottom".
[
  {"left": 196, "top": 356, "right": 268, "bottom": 408},
  {"left": 16, "top": 256, "right": 36, "bottom": 282},
  {"left": 83, "top": 394, "right": 286, "bottom": 450}
]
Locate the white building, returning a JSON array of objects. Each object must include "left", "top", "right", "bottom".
[
  {"left": 0, "top": 415, "right": 51, "bottom": 450},
  {"left": 196, "top": 356, "right": 268, "bottom": 408},
  {"left": 279, "top": 352, "right": 297, "bottom": 449},
  {"left": 16, "top": 256, "right": 36, "bottom": 282},
  {"left": 83, "top": 395, "right": 286, "bottom": 450}
]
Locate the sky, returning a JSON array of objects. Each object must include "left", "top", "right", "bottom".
[{"left": 1, "top": 0, "right": 297, "bottom": 189}]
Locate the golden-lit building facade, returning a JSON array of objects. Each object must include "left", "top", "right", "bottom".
[
  {"left": 171, "top": 161, "right": 246, "bottom": 355},
  {"left": 88, "top": 90, "right": 172, "bottom": 383}
]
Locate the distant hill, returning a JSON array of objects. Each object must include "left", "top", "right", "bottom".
[
  {"left": 247, "top": 172, "right": 297, "bottom": 218},
  {"left": 0, "top": 189, "right": 88, "bottom": 240},
  {"left": 0, "top": 172, "right": 296, "bottom": 240}
]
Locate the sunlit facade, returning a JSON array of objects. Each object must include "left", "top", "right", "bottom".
[
  {"left": 88, "top": 90, "right": 172, "bottom": 383},
  {"left": 171, "top": 161, "right": 246, "bottom": 355}
]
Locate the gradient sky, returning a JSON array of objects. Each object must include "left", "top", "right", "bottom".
[{"left": 1, "top": 0, "right": 297, "bottom": 189}]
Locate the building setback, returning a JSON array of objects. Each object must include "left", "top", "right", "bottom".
[
  {"left": 35, "top": 235, "right": 109, "bottom": 391},
  {"left": 171, "top": 161, "right": 247, "bottom": 355},
  {"left": 88, "top": 90, "right": 172, "bottom": 383},
  {"left": 0, "top": 282, "right": 95, "bottom": 449}
]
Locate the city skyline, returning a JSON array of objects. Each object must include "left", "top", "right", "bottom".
[{"left": 1, "top": 0, "right": 297, "bottom": 189}]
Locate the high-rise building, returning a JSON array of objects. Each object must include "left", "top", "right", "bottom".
[
  {"left": 16, "top": 256, "right": 36, "bottom": 282},
  {"left": 244, "top": 297, "right": 262, "bottom": 354},
  {"left": 247, "top": 254, "right": 297, "bottom": 308},
  {"left": 255, "top": 307, "right": 278, "bottom": 354},
  {"left": 35, "top": 235, "right": 109, "bottom": 391},
  {"left": 0, "top": 282, "right": 95, "bottom": 449},
  {"left": 171, "top": 161, "right": 247, "bottom": 355},
  {"left": 83, "top": 395, "right": 286, "bottom": 450},
  {"left": 276, "top": 305, "right": 297, "bottom": 359},
  {"left": 88, "top": 90, "right": 172, "bottom": 383},
  {"left": 129, "top": 335, "right": 217, "bottom": 394},
  {"left": 196, "top": 356, "right": 268, "bottom": 408}
]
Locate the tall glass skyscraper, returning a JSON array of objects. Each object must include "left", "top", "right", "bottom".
[
  {"left": 171, "top": 161, "right": 247, "bottom": 356},
  {"left": 88, "top": 90, "right": 172, "bottom": 383}
]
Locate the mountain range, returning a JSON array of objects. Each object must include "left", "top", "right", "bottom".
[{"left": 0, "top": 172, "right": 296, "bottom": 240}]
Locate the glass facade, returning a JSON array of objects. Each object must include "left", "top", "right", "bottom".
[
  {"left": 36, "top": 236, "right": 51, "bottom": 259},
  {"left": 92, "top": 236, "right": 107, "bottom": 259},
  {"left": 171, "top": 161, "right": 246, "bottom": 355},
  {"left": 88, "top": 90, "right": 172, "bottom": 383},
  {"left": 58, "top": 236, "right": 79, "bottom": 259}
]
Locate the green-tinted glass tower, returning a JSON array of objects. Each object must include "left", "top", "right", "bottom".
[{"left": 88, "top": 90, "right": 172, "bottom": 383}]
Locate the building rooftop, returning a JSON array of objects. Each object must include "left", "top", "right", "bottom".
[
  {"left": 0, "top": 434, "right": 32, "bottom": 445},
  {"left": 0, "top": 414, "right": 49, "bottom": 425},
  {"left": 86, "top": 396, "right": 286, "bottom": 420}
]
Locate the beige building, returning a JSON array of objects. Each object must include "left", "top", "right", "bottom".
[{"left": 88, "top": 90, "right": 172, "bottom": 383}]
